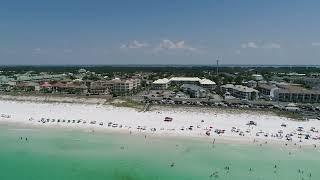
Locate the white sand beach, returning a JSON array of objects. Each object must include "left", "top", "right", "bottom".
[{"left": 1, "top": 100, "right": 320, "bottom": 146}]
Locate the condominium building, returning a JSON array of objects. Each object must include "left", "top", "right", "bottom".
[
  {"left": 251, "top": 74, "right": 263, "bottom": 81},
  {"left": 152, "top": 78, "right": 170, "bottom": 90},
  {"left": 274, "top": 85, "right": 320, "bottom": 103},
  {"left": 181, "top": 84, "right": 207, "bottom": 98},
  {"left": 220, "top": 84, "right": 259, "bottom": 100},
  {"left": 256, "top": 83, "right": 279, "bottom": 99},
  {"left": 111, "top": 78, "right": 141, "bottom": 95},
  {"left": 89, "top": 80, "right": 113, "bottom": 95},
  {"left": 152, "top": 77, "right": 216, "bottom": 91}
]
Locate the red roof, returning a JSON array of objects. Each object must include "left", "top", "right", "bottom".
[
  {"left": 51, "top": 82, "right": 66, "bottom": 88},
  {"left": 40, "top": 82, "right": 52, "bottom": 87}
]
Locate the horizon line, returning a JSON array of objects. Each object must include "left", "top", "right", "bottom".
[{"left": 0, "top": 64, "right": 320, "bottom": 68}]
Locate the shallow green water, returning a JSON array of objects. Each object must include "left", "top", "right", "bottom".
[{"left": 0, "top": 125, "right": 319, "bottom": 180}]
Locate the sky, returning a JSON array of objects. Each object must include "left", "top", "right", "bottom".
[{"left": 1, "top": 0, "right": 320, "bottom": 65}]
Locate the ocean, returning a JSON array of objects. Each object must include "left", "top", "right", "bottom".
[{"left": 0, "top": 124, "right": 319, "bottom": 180}]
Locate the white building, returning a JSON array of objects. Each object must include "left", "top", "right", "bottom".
[
  {"left": 152, "top": 78, "right": 170, "bottom": 90},
  {"left": 111, "top": 78, "right": 141, "bottom": 95},
  {"left": 221, "top": 84, "right": 259, "bottom": 100},
  {"left": 0, "top": 76, "right": 13, "bottom": 85},
  {"left": 89, "top": 80, "right": 113, "bottom": 95},
  {"left": 78, "top": 68, "right": 87, "bottom": 73},
  {"left": 152, "top": 77, "right": 216, "bottom": 91},
  {"left": 252, "top": 74, "right": 263, "bottom": 81}
]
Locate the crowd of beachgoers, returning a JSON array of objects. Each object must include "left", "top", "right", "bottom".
[{"left": 1, "top": 100, "right": 320, "bottom": 147}]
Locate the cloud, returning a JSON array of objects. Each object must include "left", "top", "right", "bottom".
[
  {"left": 32, "top": 48, "right": 48, "bottom": 55},
  {"left": 235, "top": 50, "right": 241, "bottom": 54},
  {"left": 1, "top": 48, "right": 16, "bottom": 54},
  {"left": 120, "top": 40, "right": 149, "bottom": 49},
  {"left": 155, "top": 39, "right": 197, "bottom": 52},
  {"left": 241, "top": 42, "right": 258, "bottom": 49},
  {"left": 311, "top": 42, "right": 320, "bottom": 46},
  {"left": 241, "top": 41, "right": 280, "bottom": 49},
  {"left": 262, "top": 43, "right": 281, "bottom": 49},
  {"left": 63, "top": 49, "right": 73, "bottom": 53}
]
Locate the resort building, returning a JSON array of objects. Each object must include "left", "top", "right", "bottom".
[
  {"left": 0, "top": 76, "right": 14, "bottom": 85},
  {"left": 273, "top": 85, "right": 320, "bottom": 103},
  {"left": 251, "top": 74, "right": 263, "bottom": 81},
  {"left": 257, "top": 82, "right": 320, "bottom": 103},
  {"left": 112, "top": 79, "right": 134, "bottom": 95},
  {"left": 152, "top": 78, "right": 170, "bottom": 90},
  {"left": 180, "top": 84, "right": 207, "bottom": 98},
  {"left": 256, "top": 83, "right": 279, "bottom": 99},
  {"left": 15, "top": 82, "right": 40, "bottom": 92},
  {"left": 111, "top": 78, "right": 141, "bottom": 95},
  {"left": 15, "top": 74, "right": 66, "bottom": 82},
  {"left": 152, "top": 77, "right": 216, "bottom": 91},
  {"left": 0, "top": 76, "right": 15, "bottom": 92},
  {"left": 220, "top": 84, "right": 259, "bottom": 100},
  {"left": 40, "top": 81, "right": 88, "bottom": 94},
  {"left": 89, "top": 80, "right": 113, "bottom": 95},
  {"left": 243, "top": 80, "right": 258, "bottom": 88}
]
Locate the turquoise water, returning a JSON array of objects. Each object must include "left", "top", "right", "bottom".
[{"left": 0, "top": 124, "right": 319, "bottom": 180}]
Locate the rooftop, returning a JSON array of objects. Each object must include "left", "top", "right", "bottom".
[
  {"left": 221, "top": 84, "right": 258, "bottom": 93},
  {"left": 170, "top": 77, "right": 201, "bottom": 82},
  {"left": 181, "top": 84, "right": 206, "bottom": 92},
  {"left": 199, "top": 79, "right": 216, "bottom": 85},
  {"left": 153, "top": 77, "right": 215, "bottom": 85},
  {"left": 277, "top": 86, "right": 320, "bottom": 94},
  {"left": 153, "top": 78, "right": 170, "bottom": 84},
  {"left": 258, "top": 83, "right": 278, "bottom": 90}
]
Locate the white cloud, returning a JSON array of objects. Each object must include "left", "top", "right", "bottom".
[
  {"left": 235, "top": 50, "right": 241, "bottom": 54},
  {"left": 121, "top": 40, "right": 149, "bottom": 49},
  {"left": 1, "top": 48, "right": 16, "bottom": 54},
  {"left": 311, "top": 42, "right": 320, "bottom": 46},
  {"left": 32, "top": 48, "right": 48, "bottom": 55},
  {"left": 155, "top": 39, "right": 197, "bottom": 52},
  {"left": 241, "top": 41, "right": 258, "bottom": 49},
  {"left": 63, "top": 49, "right": 73, "bottom": 53},
  {"left": 262, "top": 43, "right": 281, "bottom": 49},
  {"left": 241, "top": 41, "right": 280, "bottom": 49}
]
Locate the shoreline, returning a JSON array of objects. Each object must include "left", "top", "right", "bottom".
[
  {"left": 1, "top": 99, "right": 320, "bottom": 149},
  {"left": 1, "top": 120, "right": 315, "bottom": 152}
]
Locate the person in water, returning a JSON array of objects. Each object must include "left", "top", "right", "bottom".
[{"left": 170, "top": 162, "right": 175, "bottom": 167}]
